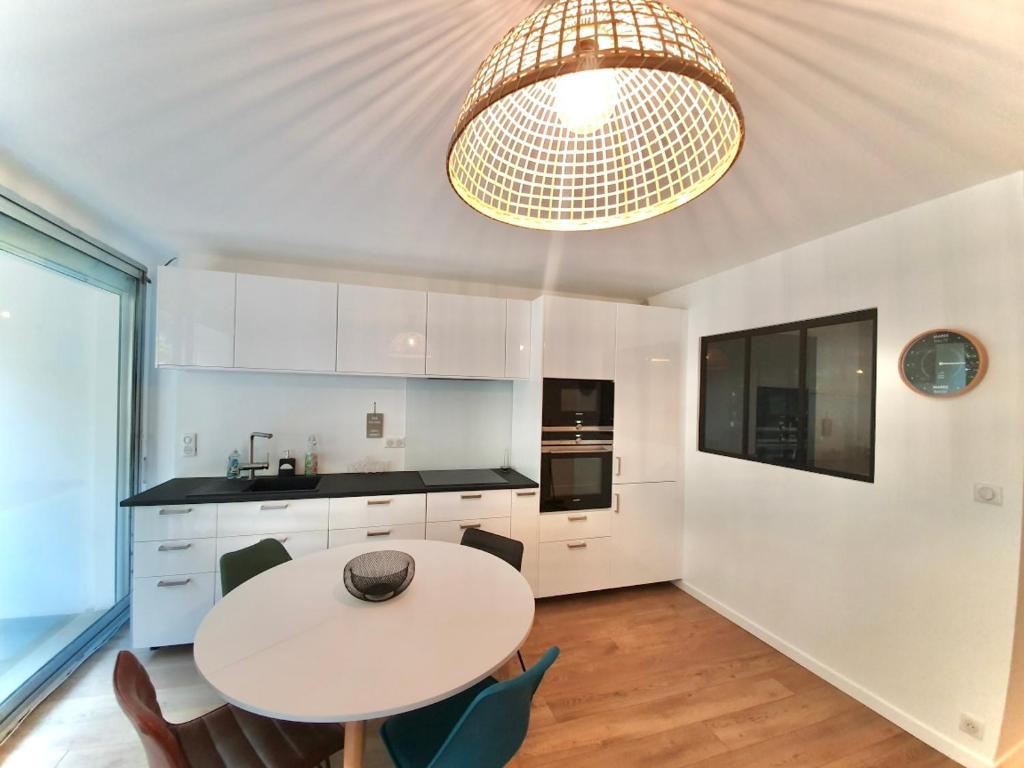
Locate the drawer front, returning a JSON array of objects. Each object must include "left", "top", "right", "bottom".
[
  {"left": 539, "top": 509, "right": 611, "bottom": 542},
  {"left": 131, "top": 572, "right": 215, "bottom": 648},
  {"left": 426, "top": 490, "right": 511, "bottom": 522},
  {"left": 539, "top": 538, "right": 611, "bottom": 597},
  {"left": 217, "top": 530, "right": 328, "bottom": 562},
  {"left": 217, "top": 498, "right": 329, "bottom": 536},
  {"left": 328, "top": 523, "right": 426, "bottom": 548},
  {"left": 329, "top": 494, "right": 425, "bottom": 529},
  {"left": 425, "top": 517, "right": 511, "bottom": 545},
  {"left": 134, "top": 505, "right": 216, "bottom": 542},
  {"left": 134, "top": 539, "right": 217, "bottom": 578}
]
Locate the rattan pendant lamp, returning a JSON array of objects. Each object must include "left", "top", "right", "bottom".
[{"left": 447, "top": 0, "right": 744, "bottom": 231}]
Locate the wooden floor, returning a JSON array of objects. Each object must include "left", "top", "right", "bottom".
[{"left": 1, "top": 584, "right": 961, "bottom": 768}]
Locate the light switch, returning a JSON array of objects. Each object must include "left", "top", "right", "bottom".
[
  {"left": 974, "top": 483, "right": 1003, "bottom": 506},
  {"left": 182, "top": 432, "right": 197, "bottom": 458}
]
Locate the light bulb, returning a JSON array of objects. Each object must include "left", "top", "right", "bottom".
[{"left": 554, "top": 68, "right": 619, "bottom": 135}]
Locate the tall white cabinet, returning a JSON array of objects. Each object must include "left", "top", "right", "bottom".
[
  {"left": 155, "top": 266, "right": 235, "bottom": 367},
  {"left": 542, "top": 296, "right": 617, "bottom": 379}
]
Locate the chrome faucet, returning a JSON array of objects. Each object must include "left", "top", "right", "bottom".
[{"left": 239, "top": 432, "right": 273, "bottom": 479}]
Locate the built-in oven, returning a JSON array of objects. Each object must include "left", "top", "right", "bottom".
[
  {"left": 539, "top": 432, "right": 614, "bottom": 513},
  {"left": 542, "top": 378, "right": 614, "bottom": 430}
]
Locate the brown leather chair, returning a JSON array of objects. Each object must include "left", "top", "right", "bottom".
[{"left": 113, "top": 650, "right": 344, "bottom": 768}]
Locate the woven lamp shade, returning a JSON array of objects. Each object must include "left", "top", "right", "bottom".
[{"left": 447, "top": 0, "right": 744, "bottom": 231}]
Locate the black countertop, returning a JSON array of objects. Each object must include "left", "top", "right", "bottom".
[{"left": 120, "top": 468, "right": 538, "bottom": 507}]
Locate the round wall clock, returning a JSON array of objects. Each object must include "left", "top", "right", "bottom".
[{"left": 899, "top": 329, "right": 987, "bottom": 397}]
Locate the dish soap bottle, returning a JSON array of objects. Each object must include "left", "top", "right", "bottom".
[
  {"left": 226, "top": 449, "right": 241, "bottom": 479},
  {"left": 304, "top": 434, "right": 319, "bottom": 477},
  {"left": 278, "top": 450, "right": 296, "bottom": 477}
]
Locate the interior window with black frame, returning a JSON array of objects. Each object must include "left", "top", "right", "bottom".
[{"left": 699, "top": 309, "right": 877, "bottom": 482}]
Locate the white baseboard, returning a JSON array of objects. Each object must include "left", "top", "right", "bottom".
[{"left": 675, "top": 580, "right": 994, "bottom": 768}]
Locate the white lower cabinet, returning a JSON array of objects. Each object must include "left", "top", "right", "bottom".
[
  {"left": 329, "top": 523, "right": 426, "bottom": 547},
  {"left": 217, "top": 530, "right": 327, "bottom": 562},
  {"left": 132, "top": 572, "right": 216, "bottom": 648},
  {"left": 609, "top": 482, "right": 682, "bottom": 588},
  {"left": 426, "top": 517, "right": 511, "bottom": 544},
  {"left": 539, "top": 509, "right": 611, "bottom": 542},
  {"left": 217, "top": 498, "right": 329, "bottom": 536},
  {"left": 134, "top": 539, "right": 217, "bottom": 578},
  {"left": 539, "top": 538, "right": 611, "bottom": 597},
  {"left": 510, "top": 490, "right": 540, "bottom": 595},
  {"left": 330, "top": 494, "right": 425, "bottom": 529},
  {"left": 426, "top": 489, "right": 511, "bottom": 522}
]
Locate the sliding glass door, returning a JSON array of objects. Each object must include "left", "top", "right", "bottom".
[{"left": 0, "top": 204, "right": 142, "bottom": 734}]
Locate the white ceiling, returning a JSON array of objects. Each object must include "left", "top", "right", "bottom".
[{"left": 1, "top": 1, "right": 1021, "bottom": 299}]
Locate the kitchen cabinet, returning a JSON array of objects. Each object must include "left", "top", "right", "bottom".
[
  {"left": 132, "top": 573, "right": 216, "bottom": 649},
  {"left": 510, "top": 489, "right": 539, "bottom": 595},
  {"left": 425, "top": 293, "right": 506, "bottom": 378},
  {"left": 426, "top": 489, "right": 511, "bottom": 522},
  {"left": 426, "top": 517, "right": 511, "bottom": 544},
  {"left": 542, "top": 296, "right": 617, "bottom": 380},
  {"left": 234, "top": 274, "right": 337, "bottom": 371},
  {"left": 329, "top": 494, "right": 425, "bottom": 529},
  {"left": 609, "top": 482, "right": 681, "bottom": 588},
  {"left": 613, "top": 304, "right": 685, "bottom": 483},
  {"left": 329, "top": 523, "right": 426, "bottom": 547},
  {"left": 539, "top": 538, "right": 611, "bottom": 597},
  {"left": 505, "top": 300, "right": 532, "bottom": 379},
  {"left": 337, "top": 285, "right": 426, "bottom": 375},
  {"left": 155, "top": 267, "right": 235, "bottom": 367},
  {"left": 216, "top": 498, "right": 329, "bottom": 537}
]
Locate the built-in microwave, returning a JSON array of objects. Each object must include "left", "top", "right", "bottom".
[
  {"left": 542, "top": 378, "right": 614, "bottom": 429},
  {"left": 539, "top": 439, "right": 614, "bottom": 513}
]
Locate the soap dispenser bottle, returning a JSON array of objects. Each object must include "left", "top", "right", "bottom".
[
  {"left": 304, "top": 434, "right": 319, "bottom": 477},
  {"left": 278, "top": 450, "right": 296, "bottom": 477},
  {"left": 226, "top": 449, "right": 241, "bottom": 479}
]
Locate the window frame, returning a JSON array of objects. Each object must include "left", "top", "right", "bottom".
[{"left": 698, "top": 308, "right": 878, "bottom": 483}]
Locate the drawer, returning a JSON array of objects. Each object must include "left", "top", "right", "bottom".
[
  {"left": 329, "top": 494, "right": 425, "bottom": 529},
  {"left": 134, "top": 504, "right": 216, "bottom": 542},
  {"left": 539, "top": 509, "right": 611, "bottom": 542},
  {"left": 217, "top": 530, "right": 328, "bottom": 562},
  {"left": 217, "top": 498, "right": 328, "bottom": 536},
  {"left": 329, "top": 523, "right": 425, "bottom": 548},
  {"left": 539, "top": 538, "right": 611, "bottom": 597},
  {"left": 134, "top": 538, "right": 217, "bottom": 578},
  {"left": 425, "top": 517, "right": 511, "bottom": 544},
  {"left": 426, "top": 489, "right": 511, "bottom": 522},
  {"left": 131, "top": 572, "right": 215, "bottom": 648}
]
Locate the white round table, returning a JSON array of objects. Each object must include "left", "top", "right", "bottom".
[{"left": 194, "top": 539, "right": 535, "bottom": 768}]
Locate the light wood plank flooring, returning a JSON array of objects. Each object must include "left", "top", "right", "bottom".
[{"left": 1, "top": 584, "right": 960, "bottom": 768}]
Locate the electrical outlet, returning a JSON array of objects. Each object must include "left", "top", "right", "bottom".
[
  {"left": 974, "top": 483, "right": 1003, "bottom": 506},
  {"left": 385, "top": 437, "right": 406, "bottom": 449},
  {"left": 181, "top": 432, "right": 197, "bottom": 458},
  {"left": 959, "top": 713, "right": 985, "bottom": 740}
]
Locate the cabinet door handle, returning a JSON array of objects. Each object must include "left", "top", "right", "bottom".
[
  {"left": 158, "top": 508, "right": 192, "bottom": 516},
  {"left": 260, "top": 503, "right": 289, "bottom": 511},
  {"left": 264, "top": 536, "right": 289, "bottom": 543},
  {"left": 567, "top": 542, "right": 588, "bottom": 550},
  {"left": 367, "top": 499, "right": 392, "bottom": 506},
  {"left": 615, "top": 456, "right": 622, "bottom": 476},
  {"left": 157, "top": 578, "right": 191, "bottom": 587},
  {"left": 515, "top": 490, "right": 537, "bottom": 497},
  {"left": 157, "top": 543, "right": 192, "bottom": 552},
  {"left": 459, "top": 522, "right": 482, "bottom": 530},
  {"left": 567, "top": 514, "right": 588, "bottom": 522},
  {"left": 460, "top": 493, "right": 483, "bottom": 500},
  {"left": 614, "top": 493, "right": 621, "bottom": 513},
  {"left": 366, "top": 529, "right": 392, "bottom": 537}
]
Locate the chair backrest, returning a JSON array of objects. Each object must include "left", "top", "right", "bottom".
[
  {"left": 113, "top": 651, "right": 189, "bottom": 768},
  {"left": 219, "top": 537, "right": 292, "bottom": 596},
  {"left": 429, "top": 646, "right": 559, "bottom": 768},
  {"left": 459, "top": 528, "right": 524, "bottom": 572}
]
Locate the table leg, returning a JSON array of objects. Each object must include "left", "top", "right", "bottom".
[{"left": 343, "top": 720, "right": 365, "bottom": 768}]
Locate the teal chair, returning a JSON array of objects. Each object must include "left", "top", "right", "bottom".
[
  {"left": 380, "top": 647, "right": 558, "bottom": 768},
  {"left": 219, "top": 538, "right": 291, "bottom": 596}
]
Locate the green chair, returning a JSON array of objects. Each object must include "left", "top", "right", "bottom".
[
  {"left": 380, "top": 646, "right": 559, "bottom": 768},
  {"left": 219, "top": 538, "right": 291, "bottom": 596}
]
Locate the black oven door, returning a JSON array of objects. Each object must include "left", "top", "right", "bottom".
[
  {"left": 542, "top": 378, "right": 614, "bottom": 428},
  {"left": 540, "top": 446, "right": 613, "bottom": 513}
]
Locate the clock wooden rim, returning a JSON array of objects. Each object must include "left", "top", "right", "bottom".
[{"left": 898, "top": 328, "right": 988, "bottom": 398}]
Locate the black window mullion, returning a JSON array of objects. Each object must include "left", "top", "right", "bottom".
[
  {"left": 797, "top": 327, "right": 808, "bottom": 468},
  {"left": 741, "top": 335, "right": 751, "bottom": 456}
]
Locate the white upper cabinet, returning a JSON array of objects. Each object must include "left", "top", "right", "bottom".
[
  {"left": 542, "top": 296, "right": 616, "bottom": 380},
  {"left": 504, "top": 300, "right": 532, "bottom": 379},
  {"left": 337, "top": 285, "right": 426, "bottom": 375},
  {"left": 609, "top": 482, "right": 681, "bottom": 588},
  {"left": 234, "top": 274, "right": 337, "bottom": 372},
  {"left": 425, "top": 293, "right": 506, "bottom": 378},
  {"left": 613, "top": 304, "right": 684, "bottom": 484},
  {"left": 156, "top": 267, "right": 235, "bottom": 367}
]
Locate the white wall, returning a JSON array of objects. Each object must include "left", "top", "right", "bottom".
[{"left": 651, "top": 173, "right": 1024, "bottom": 767}]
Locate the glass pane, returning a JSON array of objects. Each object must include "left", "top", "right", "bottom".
[
  {"left": 748, "top": 331, "right": 801, "bottom": 464},
  {"left": 550, "top": 456, "right": 604, "bottom": 496},
  {"left": 0, "top": 248, "right": 129, "bottom": 711},
  {"left": 702, "top": 337, "right": 746, "bottom": 454},
  {"left": 806, "top": 319, "right": 874, "bottom": 477}
]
